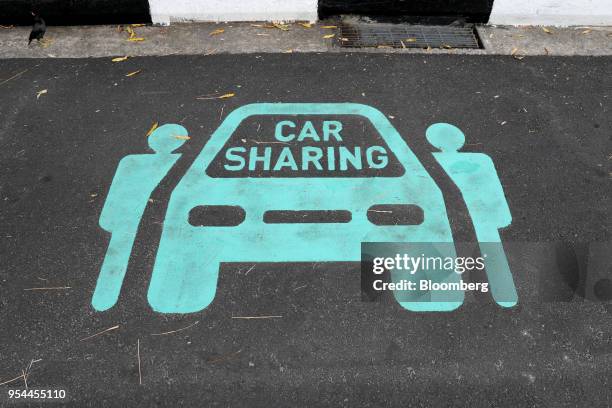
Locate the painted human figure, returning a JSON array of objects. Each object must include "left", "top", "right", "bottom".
[
  {"left": 426, "top": 123, "right": 518, "bottom": 307},
  {"left": 91, "top": 124, "right": 188, "bottom": 311}
]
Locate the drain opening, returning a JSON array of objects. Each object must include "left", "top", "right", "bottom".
[{"left": 336, "top": 22, "right": 481, "bottom": 49}]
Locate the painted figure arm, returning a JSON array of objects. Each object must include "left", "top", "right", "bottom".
[
  {"left": 481, "top": 155, "right": 512, "bottom": 229},
  {"left": 98, "top": 157, "right": 135, "bottom": 232}
]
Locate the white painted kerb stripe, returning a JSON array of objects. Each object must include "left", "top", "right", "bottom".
[
  {"left": 489, "top": 0, "right": 612, "bottom": 26},
  {"left": 149, "top": 0, "right": 318, "bottom": 25}
]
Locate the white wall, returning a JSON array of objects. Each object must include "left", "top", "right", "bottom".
[
  {"left": 149, "top": 0, "right": 318, "bottom": 25},
  {"left": 489, "top": 0, "right": 612, "bottom": 26}
]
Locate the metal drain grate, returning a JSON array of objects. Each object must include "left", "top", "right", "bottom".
[{"left": 337, "top": 22, "right": 481, "bottom": 49}]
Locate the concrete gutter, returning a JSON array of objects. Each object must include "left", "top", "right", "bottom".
[{"left": 0, "top": 22, "right": 610, "bottom": 58}]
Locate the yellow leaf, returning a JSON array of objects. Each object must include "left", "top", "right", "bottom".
[
  {"left": 131, "top": 23, "right": 145, "bottom": 27},
  {"left": 542, "top": 27, "right": 553, "bottom": 34},
  {"left": 36, "top": 89, "right": 47, "bottom": 99},
  {"left": 251, "top": 24, "right": 264, "bottom": 27},
  {"left": 406, "top": 38, "right": 417, "bottom": 42},
  {"left": 126, "top": 70, "right": 142, "bottom": 77},
  {"left": 511, "top": 48, "right": 525, "bottom": 60},
  {"left": 209, "top": 29, "right": 225, "bottom": 36},
  {"left": 173, "top": 135, "right": 191, "bottom": 140},
  {"left": 128, "top": 37, "right": 145, "bottom": 42},
  {"left": 146, "top": 122, "right": 158, "bottom": 137},
  {"left": 321, "top": 25, "right": 337, "bottom": 29},
  {"left": 112, "top": 56, "right": 129, "bottom": 62},
  {"left": 272, "top": 23, "right": 289, "bottom": 31},
  {"left": 196, "top": 92, "right": 236, "bottom": 100},
  {"left": 441, "top": 44, "right": 453, "bottom": 49},
  {"left": 299, "top": 22, "right": 313, "bottom": 28},
  {"left": 581, "top": 28, "right": 592, "bottom": 34},
  {"left": 323, "top": 34, "right": 335, "bottom": 39}
]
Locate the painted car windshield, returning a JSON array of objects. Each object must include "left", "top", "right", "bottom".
[{"left": 206, "top": 114, "right": 405, "bottom": 177}]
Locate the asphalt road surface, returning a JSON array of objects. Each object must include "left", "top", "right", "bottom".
[{"left": 0, "top": 54, "right": 611, "bottom": 407}]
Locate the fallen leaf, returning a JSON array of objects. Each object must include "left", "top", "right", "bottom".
[
  {"left": 126, "top": 26, "right": 134, "bottom": 37},
  {"left": 209, "top": 29, "right": 225, "bottom": 36},
  {"left": 272, "top": 22, "right": 289, "bottom": 31},
  {"left": 323, "top": 34, "right": 335, "bottom": 39},
  {"left": 250, "top": 24, "right": 264, "bottom": 27},
  {"left": 441, "top": 44, "right": 453, "bottom": 49},
  {"left": 283, "top": 49, "right": 294, "bottom": 53},
  {"left": 0, "top": 25, "right": 14, "bottom": 29},
  {"left": 146, "top": 122, "right": 158, "bottom": 137},
  {"left": 544, "top": 47, "right": 550, "bottom": 55},
  {"left": 542, "top": 27, "right": 553, "bottom": 34},
  {"left": 299, "top": 22, "right": 313, "bottom": 28},
  {"left": 112, "top": 56, "right": 129, "bottom": 62},
  {"left": 128, "top": 37, "right": 145, "bottom": 42},
  {"left": 36, "top": 89, "right": 47, "bottom": 99},
  {"left": 581, "top": 28, "right": 592, "bottom": 35},
  {"left": 131, "top": 24, "right": 145, "bottom": 27},
  {"left": 196, "top": 92, "right": 235, "bottom": 100},
  {"left": 321, "top": 25, "right": 337, "bottom": 29},
  {"left": 406, "top": 38, "right": 417, "bottom": 42},
  {"left": 126, "top": 70, "right": 142, "bottom": 77},
  {"left": 511, "top": 47, "right": 525, "bottom": 60},
  {"left": 174, "top": 135, "right": 190, "bottom": 140}
]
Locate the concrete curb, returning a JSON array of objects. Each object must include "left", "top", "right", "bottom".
[{"left": 0, "top": 23, "right": 610, "bottom": 58}]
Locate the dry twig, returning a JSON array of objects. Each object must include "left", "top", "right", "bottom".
[
  {"left": 79, "top": 325, "right": 120, "bottom": 341},
  {"left": 137, "top": 339, "right": 142, "bottom": 385},
  {"left": 24, "top": 286, "right": 71, "bottom": 291},
  {"left": 151, "top": 321, "right": 200, "bottom": 336}
]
